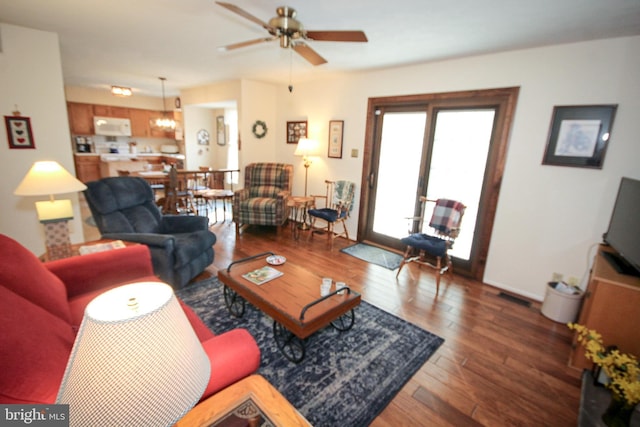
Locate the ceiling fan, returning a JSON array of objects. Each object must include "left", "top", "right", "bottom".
[{"left": 216, "top": 2, "right": 368, "bottom": 66}]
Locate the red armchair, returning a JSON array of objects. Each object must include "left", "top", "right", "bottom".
[{"left": 0, "top": 234, "right": 260, "bottom": 404}]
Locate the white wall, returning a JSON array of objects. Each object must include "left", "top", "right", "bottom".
[
  {"left": 0, "top": 24, "right": 84, "bottom": 254},
  {"left": 238, "top": 79, "right": 278, "bottom": 167},
  {"left": 275, "top": 36, "right": 640, "bottom": 300}
]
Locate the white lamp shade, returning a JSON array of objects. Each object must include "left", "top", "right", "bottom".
[
  {"left": 14, "top": 161, "right": 86, "bottom": 196},
  {"left": 35, "top": 199, "right": 74, "bottom": 222},
  {"left": 294, "top": 138, "right": 319, "bottom": 157},
  {"left": 56, "top": 282, "right": 211, "bottom": 427}
]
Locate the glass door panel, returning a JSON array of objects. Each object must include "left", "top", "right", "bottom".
[
  {"left": 425, "top": 109, "right": 494, "bottom": 260},
  {"left": 371, "top": 111, "right": 426, "bottom": 239}
]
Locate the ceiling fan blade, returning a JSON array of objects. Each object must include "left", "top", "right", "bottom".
[
  {"left": 305, "top": 30, "right": 368, "bottom": 43},
  {"left": 219, "top": 36, "right": 277, "bottom": 51},
  {"left": 292, "top": 43, "right": 327, "bottom": 66},
  {"left": 216, "top": 2, "right": 276, "bottom": 33}
]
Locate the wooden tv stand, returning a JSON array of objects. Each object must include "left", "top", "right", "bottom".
[{"left": 569, "top": 245, "right": 640, "bottom": 370}]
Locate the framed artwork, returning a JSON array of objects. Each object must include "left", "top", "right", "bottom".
[
  {"left": 328, "top": 120, "right": 344, "bottom": 159},
  {"left": 197, "top": 128, "right": 210, "bottom": 145},
  {"left": 4, "top": 116, "right": 36, "bottom": 149},
  {"left": 216, "top": 116, "right": 226, "bottom": 146},
  {"left": 286, "top": 121, "right": 307, "bottom": 144},
  {"left": 542, "top": 105, "right": 617, "bottom": 169}
]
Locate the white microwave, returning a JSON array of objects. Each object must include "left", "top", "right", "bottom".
[{"left": 93, "top": 116, "right": 132, "bottom": 136}]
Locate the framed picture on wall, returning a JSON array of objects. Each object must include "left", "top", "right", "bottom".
[
  {"left": 328, "top": 120, "right": 344, "bottom": 158},
  {"left": 216, "top": 116, "right": 226, "bottom": 146},
  {"left": 286, "top": 121, "right": 307, "bottom": 144},
  {"left": 4, "top": 116, "right": 36, "bottom": 149},
  {"left": 542, "top": 105, "right": 617, "bottom": 169}
]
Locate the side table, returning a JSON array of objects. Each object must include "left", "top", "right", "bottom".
[
  {"left": 39, "top": 239, "right": 132, "bottom": 262},
  {"left": 287, "top": 196, "right": 314, "bottom": 240},
  {"left": 175, "top": 374, "right": 311, "bottom": 427},
  {"left": 197, "top": 189, "right": 234, "bottom": 223}
]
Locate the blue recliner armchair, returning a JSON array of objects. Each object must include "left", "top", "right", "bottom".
[{"left": 84, "top": 177, "right": 216, "bottom": 289}]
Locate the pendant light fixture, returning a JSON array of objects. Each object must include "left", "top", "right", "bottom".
[{"left": 153, "top": 77, "right": 176, "bottom": 130}]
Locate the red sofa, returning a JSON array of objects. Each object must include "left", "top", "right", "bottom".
[{"left": 0, "top": 234, "right": 260, "bottom": 404}]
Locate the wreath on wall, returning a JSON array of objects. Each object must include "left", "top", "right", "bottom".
[{"left": 252, "top": 120, "right": 268, "bottom": 139}]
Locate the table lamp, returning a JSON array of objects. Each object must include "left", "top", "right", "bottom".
[
  {"left": 14, "top": 160, "right": 87, "bottom": 260},
  {"left": 56, "top": 282, "right": 211, "bottom": 427},
  {"left": 294, "top": 137, "right": 319, "bottom": 197}
]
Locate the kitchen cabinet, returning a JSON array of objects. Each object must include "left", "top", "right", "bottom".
[
  {"left": 74, "top": 155, "right": 101, "bottom": 183},
  {"left": 67, "top": 102, "right": 94, "bottom": 135},
  {"left": 93, "top": 105, "right": 129, "bottom": 118},
  {"left": 115, "top": 108, "right": 175, "bottom": 139},
  {"left": 129, "top": 109, "right": 151, "bottom": 137},
  {"left": 66, "top": 102, "right": 175, "bottom": 139},
  {"left": 569, "top": 245, "right": 640, "bottom": 370}
]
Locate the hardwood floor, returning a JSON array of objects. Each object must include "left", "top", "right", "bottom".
[{"left": 205, "top": 221, "right": 583, "bottom": 427}]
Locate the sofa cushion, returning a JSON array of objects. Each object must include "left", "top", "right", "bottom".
[
  {"left": 0, "top": 286, "right": 75, "bottom": 403},
  {"left": 0, "top": 235, "right": 72, "bottom": 323},
  {"left": 241, "top": 198, "right": 278, "bottom": 214},
  {"left": 250, "top": 185, "right": 281, "bottom": 198}
]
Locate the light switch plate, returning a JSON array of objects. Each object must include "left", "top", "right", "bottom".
[{"left": 351, "top": 149, "right": 358, "bottom": 158}]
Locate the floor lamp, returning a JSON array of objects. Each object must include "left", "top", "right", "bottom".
[
  {"left": 14, "top": 161, "right": 87, "bottom": 260},
  {"left": 294, "top": 137, "right": 319, "bottom": 197}
]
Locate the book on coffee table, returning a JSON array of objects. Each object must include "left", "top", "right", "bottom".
[{"left": 242, "top": 266, "right": 283, "bottom": 285}]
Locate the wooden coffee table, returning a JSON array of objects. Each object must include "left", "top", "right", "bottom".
[{"left": 218, "top": 252, "right": 361, "bottom": 362}]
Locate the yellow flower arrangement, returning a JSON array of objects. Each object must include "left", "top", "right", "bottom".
[{"left": 568, "top": 323, "right": 640, "bottom": 408}]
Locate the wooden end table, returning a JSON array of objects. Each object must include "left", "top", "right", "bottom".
[
  {"left": 175, "top": 375, "right": 311, "bottom": 427},
  {"left": 287, "top": 196, "right": 314, "bottom": 239},
  {"left": 40, "top": 239, "right": 133, "bottom": 262}
]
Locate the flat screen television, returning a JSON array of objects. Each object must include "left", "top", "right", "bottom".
[{"left": 602, "top": 177, "right": 640, "bottom": 276}]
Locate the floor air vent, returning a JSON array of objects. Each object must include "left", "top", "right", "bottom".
[{"left": 497, "top": 292, "right": 532, "bottom": 307}]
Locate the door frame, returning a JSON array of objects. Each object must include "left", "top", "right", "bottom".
[{"left": 357, "top": 87, "right": 520, "bottom": 281}]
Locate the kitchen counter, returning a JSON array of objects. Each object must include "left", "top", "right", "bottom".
[{"left": 75, "top": 152, "right": 184, "bottom": 160}]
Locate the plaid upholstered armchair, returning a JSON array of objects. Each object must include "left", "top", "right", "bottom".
[{"left": 233, "top": 163, "right": 293, "bottom": 235}]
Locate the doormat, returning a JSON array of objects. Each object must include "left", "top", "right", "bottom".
[
  {"left": 177, "top": 277, "right": 444, "bottom": 427},
  {"left": 340, "top": 242, "right": 404, "bottom": 270}
]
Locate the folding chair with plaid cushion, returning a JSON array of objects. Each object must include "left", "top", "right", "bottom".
[{"left": 396, "top": 197, "right": 466, "bottom": 293}]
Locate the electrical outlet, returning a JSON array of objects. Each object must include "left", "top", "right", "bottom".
[
  {"left": 567, "top": 276, "right": 579, "bottom": 287},
  {"left": 552, "top": 272, "right": 564, "bottom": 282}
]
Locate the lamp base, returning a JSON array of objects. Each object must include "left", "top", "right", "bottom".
[{"left": 44, "top": 221, "right": 72, "bottom": 260}]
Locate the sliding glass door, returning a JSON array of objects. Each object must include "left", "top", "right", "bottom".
[{"left": 360, "top": 88, "right": 519, "bottom": 279}]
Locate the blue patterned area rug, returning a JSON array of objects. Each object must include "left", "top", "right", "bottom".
[
  {"left": 340, "top": 243, "right": 404, "bottom": 270},
  {"left": 177, "top": 277, "right": 444, "bottom": 427}
]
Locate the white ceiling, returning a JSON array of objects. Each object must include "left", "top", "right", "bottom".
[{"left": 1, "top": 0, "right": 640, "bottom": 97}]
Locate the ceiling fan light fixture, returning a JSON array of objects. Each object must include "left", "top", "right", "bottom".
[{"left": 216, "top": 3, "right": 368, "bottom": 66}]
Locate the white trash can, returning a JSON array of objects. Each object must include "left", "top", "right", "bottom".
[{"left": 541, "top": 282, "right": 584, "bottom": 323}]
